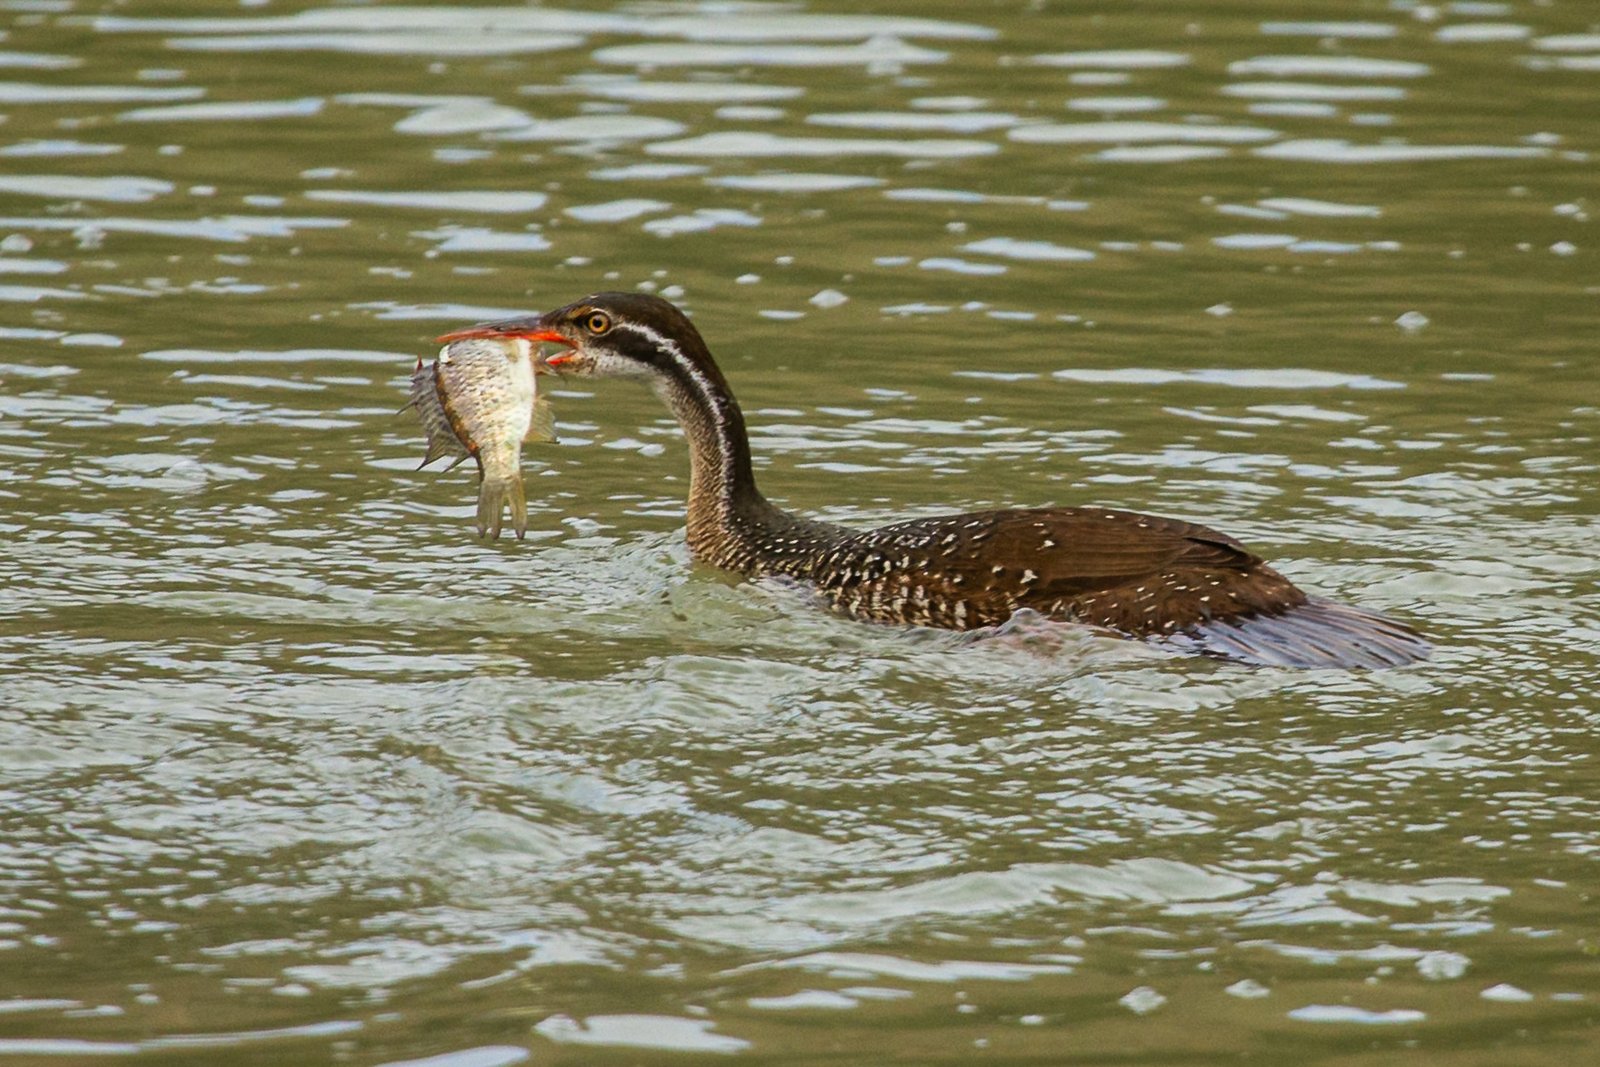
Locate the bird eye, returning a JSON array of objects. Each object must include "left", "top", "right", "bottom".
[{"left": 584, "top": 312, "right": 611, "bottom": 335}]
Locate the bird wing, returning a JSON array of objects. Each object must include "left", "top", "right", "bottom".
[
  {"left": 871, "top": 506, "right": 1256, "bottom": 586},
  {"left": 855, "top": 506, "right": 1300, "bottom": 632}
]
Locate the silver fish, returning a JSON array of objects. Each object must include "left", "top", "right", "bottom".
[{"left": 404, "top": 337, "right": 555, "bottom": 540}]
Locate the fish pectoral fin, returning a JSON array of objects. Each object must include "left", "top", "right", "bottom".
[{"left": 525, "top": 397, "right": 559, "bottom": 445}]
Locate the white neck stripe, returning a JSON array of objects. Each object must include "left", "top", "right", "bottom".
[{"left": 611, "top": 318, "right": 742, "bottom": 502}]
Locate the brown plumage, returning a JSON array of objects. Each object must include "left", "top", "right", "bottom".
[{"left": 437, "top": 292, "right": 1429, "bottom": 669}]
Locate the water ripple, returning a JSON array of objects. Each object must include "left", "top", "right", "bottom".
[
  {"left": 1011, "top": 121, "right": 1278, "bottom": 145},
  {"left": 305, "top": 190, "right": 548, "bottom": 213},
  {"left": 166, "top": 32, "right": 584, "bottom": 56},
  {"left": 807, "top": 110, "right": 1024, "bottom": 133},
  {"left": 0, "top": 81, "right": 204, "bottom": 104},
  {"left": 488, "top": 115, "right": 686, "bottom": 143},
  {"left": 539, "top": 79, "right": 804, "bottom": 104},
  {"left": 645, "top": 131, "right": 997, "bottom": 159},
  {"left": 1228, "top": 55, "right": 1432, "bottom": 78},
  {"left": 4, "top": 3, "right": 1598, "bottom": 1062},
  {"left": 1030, "top": 50, "right": 1190, "bottom": 69},
  {"left": 595, "top": 39, "right": 949, "bottom": 68},
  {"left": 0, "top": 175, "right": 173, "bottom": 203},
  {"left": 1222, "top": 81, "right": 1408, "bottom": 101},
  {"left": 1255, "top": 139, "right": 1549, "bottom": 163},
  {"left": 708, "top": 174, "right": 881, "bottom": 193}
]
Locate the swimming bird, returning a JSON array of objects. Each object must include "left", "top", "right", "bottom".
[{"left": 438, "top": 292, "right": 1429, "bottom": 669}]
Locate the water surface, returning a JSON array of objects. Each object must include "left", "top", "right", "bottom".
[{"left": 2, "top": 1, "right": 1598, "bottom": 1063}]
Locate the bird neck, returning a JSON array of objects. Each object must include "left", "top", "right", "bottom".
[{"left": 646, "top": 341, "right": 787, "bottom": 566}]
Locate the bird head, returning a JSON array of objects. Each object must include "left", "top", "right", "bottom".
[{"left": 436, "top": 291, "right": 702, "bottom": 381}]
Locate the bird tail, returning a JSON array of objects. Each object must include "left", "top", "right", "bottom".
[{"left": 1165, "top": 597, "right": 1430, "bottom": 669}]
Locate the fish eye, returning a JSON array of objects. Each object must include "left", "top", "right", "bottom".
[{"left": 584, "top": 311, "right": 611, "bottom": 335}]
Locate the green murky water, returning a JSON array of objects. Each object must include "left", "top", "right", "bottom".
[{"left": 2, "top": 2, "right": 1598, "bottom": 1063}]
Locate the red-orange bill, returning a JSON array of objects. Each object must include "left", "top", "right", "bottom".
[{"left": 434, "top": 316, "right": 572, "bottom": 347}]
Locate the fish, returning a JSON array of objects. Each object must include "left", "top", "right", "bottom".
[{"left": 403, "top": 336, "right": 556, "bottom": 540}]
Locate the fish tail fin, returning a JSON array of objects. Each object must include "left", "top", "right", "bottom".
[
  {"left": 1167, "top": 597, "right": 1430, "bottom": 669},
  {"left": 476, "top": 474, "right": 527, "bottom": 541},
  {"left": 509, "top": 476, "right": 527, "bottom": 539}
]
